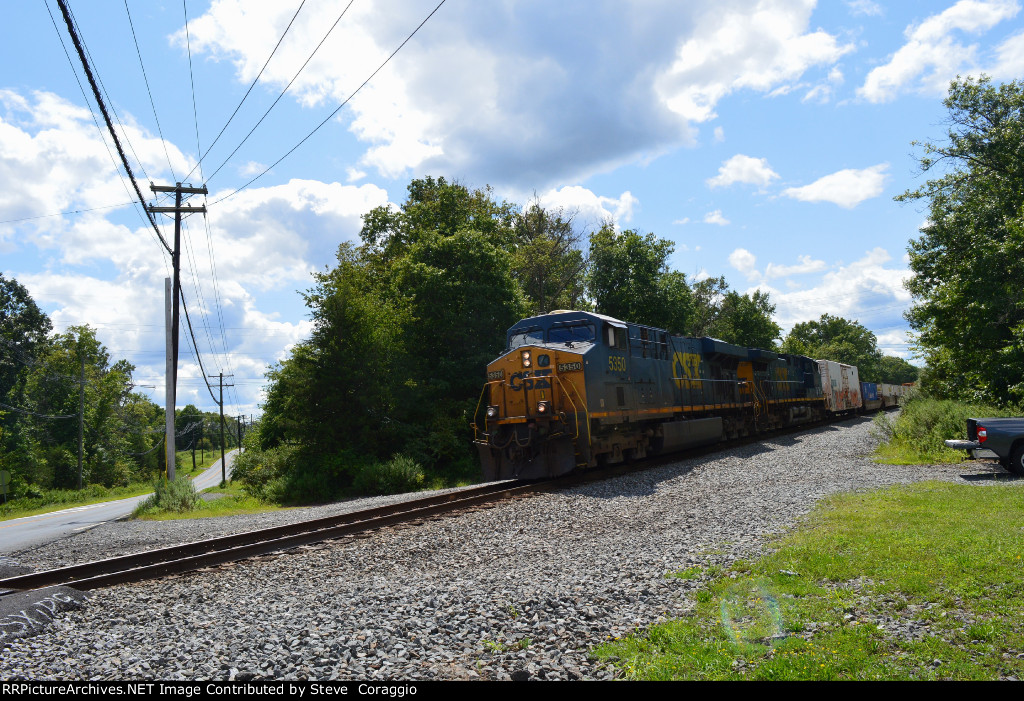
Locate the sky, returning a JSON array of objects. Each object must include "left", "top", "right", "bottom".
[{"left": 2, "top": 0, "right": 1023, "bottom": 418}]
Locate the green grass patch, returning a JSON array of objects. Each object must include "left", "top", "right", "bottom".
[
  {"left": 873, "top": 396, "right": 1017, "bottom": 464},
  {"left": 595, "top": 481, "right": 1024, "bottom": 680},
  {"left": 176, "top": 449, "right": 224, "bottom": 476},
  {"left": 133, "top": 479, "right": 286, "bottom": 521}
]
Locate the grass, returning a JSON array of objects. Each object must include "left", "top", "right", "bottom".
[
  {"left": 1, "top": 451, "right": 236, "bottom": 522},
  {"left": 133, "top": 479, "right": 286, "bottom": 521},
  {"left": 177, "top": 449, "right": 224, "bottom": 476},
  {"left": 594, "top": 481, "right": 1024, "bottom": 680},
  {"left": 872, "top": 396, "right": 1017, "bottom": 465}
]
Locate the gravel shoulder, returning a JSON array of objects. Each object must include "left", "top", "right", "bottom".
[{"left": 1, "top": 416, "right": 1017, "bottom": 681}]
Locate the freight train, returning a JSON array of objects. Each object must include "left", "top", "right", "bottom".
[{"left": 472, "top": 310, "right": 905, "bottom": 481}]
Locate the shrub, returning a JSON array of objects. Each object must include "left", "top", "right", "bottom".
[
  {"left": 353, "top": 454, "right": 425, "bottom": 496},
  {"left": 135, "top": 475, "right": 199, "bottom": 515},
  {"left": 873, "top": 394, "right": 1018, "bottom": 464}
]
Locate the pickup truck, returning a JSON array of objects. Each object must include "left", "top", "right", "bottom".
[{"left": 945, "top": 417, "right": 1024, "bottom": 474}]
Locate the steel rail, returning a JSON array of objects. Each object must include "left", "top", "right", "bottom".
[
  {"left": 0, "top": 412, "right": 879, "bottom": 597},
  {"left": 0, "top": 480, "right": 540, "bottom": 596}
]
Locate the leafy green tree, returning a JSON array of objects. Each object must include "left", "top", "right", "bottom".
[
  {"left": 876, "top": 355, "right": 920, "bottom": 385},
  {"left": 254, "top": 178, "right": 529, "bottom": 501},
  {"left": 781, "top": 314, "right": 883, "bottom": 380},
  {"left": 22, "top": 326, "right": 139, "bottom": 487},
  {"left": 687, "top": 275, "right": 729, "bottom": 337},
  {"left": 510, "top": 201, "right": 587, "bottom": 314},
  {"left": 710, "top": 290, "right": 781, "bottom": 350},
  {"left": 176, "top": 404, "right": 203, "bottom": 451},
  {"left": 898, "top": 76, "right": 1024, "bottom": 404},
  {"left": 0, "top": 275, "right": 53, "bottom": 492},
  {"left": 588, "top": 226, "right": 692, "bottom": 332}
]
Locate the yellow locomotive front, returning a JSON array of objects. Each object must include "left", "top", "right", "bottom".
[{"left": 473, "top": 313, "right": 595, "bottom": 480}]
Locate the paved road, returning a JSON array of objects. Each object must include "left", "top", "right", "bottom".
[{"left": 0, "top": 449, "right": 238, "bottom": 554}]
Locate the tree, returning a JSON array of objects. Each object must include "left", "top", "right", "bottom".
[
  {"left": 780, "top": 314, "right": 883, "bottom": 380},
  {"left": 899, "top": 76, "right": 1024, "bottom": 404},
  {"left": 510, "top": 201, "right": 588, "bottom": 314},
  {"left": 587, "top": 226, "right": 692, "bottom": 332},
  {"left": 710, "top": 290, "right": 781, "bottom": 350},
  {"left": 876, "top": 355, "right": 920, "bottom": 385},
  {"left": 687, "top": 275, "right": 729, "bottom": 337}
]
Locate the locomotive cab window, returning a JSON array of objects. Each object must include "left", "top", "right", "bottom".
[
  {"left": 508, "top": 327, "right": 543, "bottom": 349},
  {"left": 548, "top": 321, "right": 596, "bottom": 345}
]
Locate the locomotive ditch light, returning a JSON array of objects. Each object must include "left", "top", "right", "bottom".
[
  {"left": 486, "top": 405, "right": 499, "bottom": 419},
  {"left": 537, "top": 400, "right": 551, "bottom": 415},
  {"left": 521, "top": 350, "right": 532, "bottom": 368}
]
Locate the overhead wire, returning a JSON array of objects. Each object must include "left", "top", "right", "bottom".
[
  {"left": 124, "top": 0, "right": 178, "bottom": 181},
  {"left": 182, "top": 0, "right": 309, "bottom": 182},
  {"left": 209, "top": 0, "right": 448, "bottom": 206},
  {"left": 203, "top": 0, "right": 357, "bottom": 186},
  {"left": 50, "top": 0, "right": 172, "bottom": 256},
  {"left": 66, "top": 1, "right": 151, "bottom": 184}
]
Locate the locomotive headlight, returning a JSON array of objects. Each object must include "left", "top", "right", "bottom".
[
  {"left": 521, "top": 350, "right": 532, "bottom": 368},
  {"left": 486, "top": 405, "right": 498, "bottom": 419},
  {"left": 537, "top": 400, "right": 551, "bottom": 415}
]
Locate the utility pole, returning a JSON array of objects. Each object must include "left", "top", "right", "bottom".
[
  {"left": 148, "top": 183, "right": 206, "bottom": 482},
  {"left": 236, "top": 415, "right": 243, "bottom": 452},
  {"left": 209, "top": 372, "right": 234, "bottom": 486},
  {"left": 77, "top": 346, "right": 84, "bottom": 491},
  {"left": 163, "top": 279, "right": 175, "bottom": 480}
]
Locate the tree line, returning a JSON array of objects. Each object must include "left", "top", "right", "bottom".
[
  {"left": 0, "top": 274, "right": 239, "bottom": 500},
  {"left": 234, "top": 176, "right": 917, "bottom": 503}
]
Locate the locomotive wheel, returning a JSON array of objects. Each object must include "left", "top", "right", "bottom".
[{"left": 1007, "top": 444, "right": 1024, "bottom": 476}]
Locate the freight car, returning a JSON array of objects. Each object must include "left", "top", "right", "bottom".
[{"left": 473, "top": 310, "right": 852, "bottom": 481}]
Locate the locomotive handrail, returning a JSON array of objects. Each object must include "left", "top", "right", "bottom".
[
  {"left": 471, "top": 379, "right": 506, "bottom": 442},
  {"left": 553, "top": 374, "right": 590, "bottom": 450}
]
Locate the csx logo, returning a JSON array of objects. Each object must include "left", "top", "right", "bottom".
[{"left": 509, "top": 369, "right": 552, "bottom": 391}]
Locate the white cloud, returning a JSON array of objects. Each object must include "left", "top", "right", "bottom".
[
  {"left": 858, "top": 0, "right": 1021, "bottom": 102},
  {"left": 673, "top": 217, "right": 691, "bottom": 226},
  {"left": 703, "top": 210, "right": 730, "bottom": 226},
  {"left": 657, "top": 0, "right": 854, "bottom": 122},
  {"left": 765, "top": 255, "right": 827, "bottom": 279},
  {"left": 729, "top": 248, "right": 758, "bottom": 277},
  {"left": 0, "top": 90, "right": 187, "bottom": 248},
  {"left": 713, "top": 126, "right": 725, "bottom": 142},
  {"left": 766, "top": 248, "right": 914, "bottom": 349},
  {"left": 537, "top": 186, "right": 638, "bottom": 230},
  {"left": 178, "top": 1, "right": 693, "bottom": 187},
  {"left": 847, "top": 0, "right": 883, "bottom": 17},
  {"left": 782, "top": 164, "right": 888, "bottom": 208},
  {"left": 707, "top": 154, "right": 780, "bottom": 189},
  {"left": 239, "top": 161, "right": 266, "bottom": 177},
  {"left": 729, "top": 250, "right": 827, "bottom": 283}
]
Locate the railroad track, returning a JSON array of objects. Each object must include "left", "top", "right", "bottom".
[
  {"left": 0, "top": 479, "right": 548, "bottom": 597},
  {"left": 0, "top": 413, "right": 876, "bottom": 598}
]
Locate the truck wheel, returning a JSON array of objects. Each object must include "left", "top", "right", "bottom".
[{"left": 1008, "top": 445, "right": 1024, "bottom": 476}]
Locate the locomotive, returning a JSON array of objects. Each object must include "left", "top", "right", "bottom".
[{"left": 472, "top": 309, "right": 880, "bottom": 481}]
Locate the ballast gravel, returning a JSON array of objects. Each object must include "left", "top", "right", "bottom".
[{"left": 1, "top": 416, "right": 1017, "bottom": 681}]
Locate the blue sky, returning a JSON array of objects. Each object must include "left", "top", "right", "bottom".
[{"left": 2, "top": 0, "right": 1023, "bottom": 417}]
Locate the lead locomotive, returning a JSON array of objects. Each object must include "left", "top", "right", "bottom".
[{"left": 472, "top": 310, "right": 852, "bottom": 480}]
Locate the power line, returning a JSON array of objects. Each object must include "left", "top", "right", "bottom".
[
  {"left": 0, "top": 201, "right": 135, "bottom": 226},
  {"left": 52, "top": 0, "right": 173, "bottom": 256},
  {"left": 43, "top": 0, "right": 166, "bottom": 255},
  {"left": 204, "top": 0, "right": 356, "bottom": 185},
  {"left": 124, "top": 0, "right": 177, "bottom": 181},
  {"left": 182, "top": 0, "right": 309, "bottom": 182},
  {"left": 209, "top": 0, "right": 448, "bottom": 205}
]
